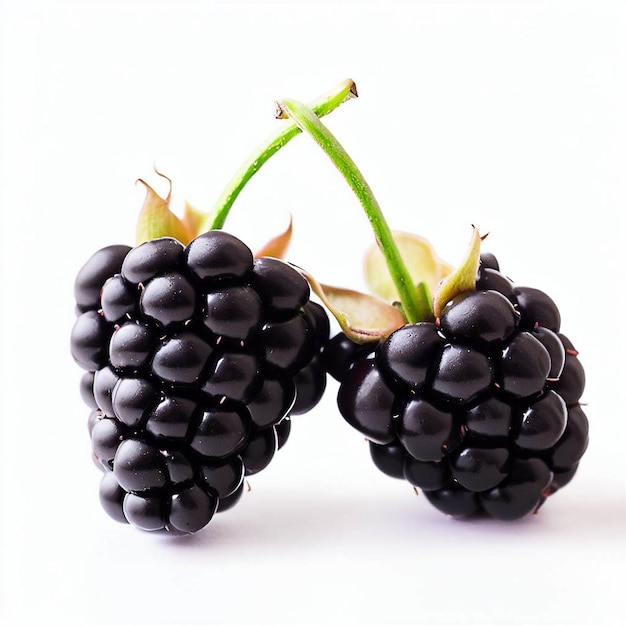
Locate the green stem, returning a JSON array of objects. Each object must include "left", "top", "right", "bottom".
[
  {"left": 200, "top": 79, "right": 358, "bottom": 232},
  {"left": 275, "top": 98, "right": 430, "bottom": 324}
]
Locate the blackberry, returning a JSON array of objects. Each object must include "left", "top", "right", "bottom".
[
  {"left": 332, "top": 253, "right": 587, "bottom": 520},
  {"left": 273, "top": 91, "right": 588, "bottom": 523},
  {"left": 72, "top": 231, "right": 329, "bottom": 534},
  {"left": 324, "top": 333, "right": 374, "bottom": 383},
  {"left": 71, "top": 79, "right": 361, "bottom": 534}
]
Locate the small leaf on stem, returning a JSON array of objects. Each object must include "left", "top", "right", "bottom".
[
  {"left": 182, "top": 201, "right": 206, "bottom": 240},
  {"left": 300, "top": 270, "right": 406, "bottom": 344},
  {"left": 135, "top": 179, "right": 193, "bottom": 246},
  {"left": 364, "top": 231, "right": 452, "bottom": 307},
  {"left": 432, "top": 226, "right": 484, "bottom": 318},
  {"left": 254, "top": 216, "right": 293, "bottom": 259}
]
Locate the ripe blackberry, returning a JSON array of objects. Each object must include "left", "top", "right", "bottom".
[
  {"left": 273, "top": 91, "right": 588, "bottom": 523},
  {"left": 333, "top": 253, "right": 587, "bottom": 520},
  {"left": 73, "top": 232, "right": 329, "bottom": 534},
  {"left": 69, "top": 78, "right": 364, "bottom": 534}
]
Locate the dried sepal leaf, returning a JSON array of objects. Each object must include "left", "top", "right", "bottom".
[
  {"left": 432, "top": 226, "right": 484, "bottom": 318},
  {"left": 254, "top": 216, "right": 293, "bottom": 259},
  {"left": 300, "top": 270, "right": 406, "bottom": 343},
  {"left": 135, "top": 179, "right": 193, "bottom": 246},
  {"left": 364, "top": 231, "right": 452, "bottom": 304}
]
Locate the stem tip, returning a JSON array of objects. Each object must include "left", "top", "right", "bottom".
[{"left": 274, "top": 101, "right": 288, "bottom": 120}]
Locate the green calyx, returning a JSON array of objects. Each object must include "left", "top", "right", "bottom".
[
  {"left": 135, "top": 176, "right": 194, "bottom": 246},
  {"left": 134, "top": 79, "right": 358, "bottom": 246},
  {"left": 432, "top": 226, "right": 484, "bottom": 318}
]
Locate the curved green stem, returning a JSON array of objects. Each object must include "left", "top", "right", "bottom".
[
  {"left": 200, "top": 79, "right": 358, "bottom": 232},
  {"left": 275, "top": 98, "right": 430, "bottom": 324}
]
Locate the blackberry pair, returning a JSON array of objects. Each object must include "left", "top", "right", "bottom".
[
  {"left": 71, "top": 81, "right": 588, "bottom": 533},
  {"left": 72, "top": 231, "right": 329, "bottom": 534}
]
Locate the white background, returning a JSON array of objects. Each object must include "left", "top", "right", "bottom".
[{"left": 1, "top": 1, "right": 625, "bottom": 625}]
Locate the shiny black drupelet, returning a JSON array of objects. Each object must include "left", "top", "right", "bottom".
[
  {"left": 72, "top": 232, "right": 329, "bottom": 534},
  {"left": 328, "top": 254, "right": 587, "bottom": 521}
]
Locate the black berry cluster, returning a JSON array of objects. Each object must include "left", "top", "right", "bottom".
[
  {"left": 71, "top": 231, "right": 329, "bottom": 534},
  {"left": 328, "top": 254, "right": 587, "bottom": 521}
]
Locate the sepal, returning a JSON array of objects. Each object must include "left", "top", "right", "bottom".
[{"left": 300, "top": 270, "right": 405, "bottom": 343}]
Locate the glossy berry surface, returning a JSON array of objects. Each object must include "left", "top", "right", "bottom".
[
  {"left": 71, "top": 232, "right": 329, "bottom": 534},
  {"left": 331, "top": 253, "right": 587, "bottom": 521}
]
